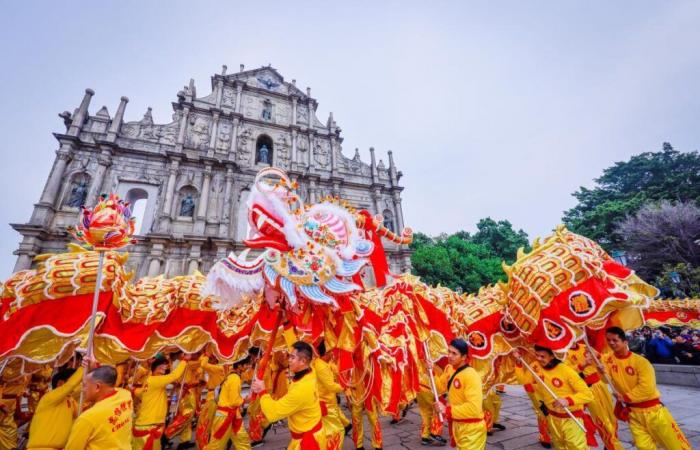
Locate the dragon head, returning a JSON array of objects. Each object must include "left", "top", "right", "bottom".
[{"left": 206, "top": 168, "right": 375, "bottom": 309}]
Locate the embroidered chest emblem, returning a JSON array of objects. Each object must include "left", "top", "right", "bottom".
[
  {"left": 625, "top": 366, "right": 635, "bottom": 376},
  {"left": 453, "top": 379, "right": 462, "bottom": 389},
  {"left": 551, "top": 377, "right": 563, "bottom": 388}
]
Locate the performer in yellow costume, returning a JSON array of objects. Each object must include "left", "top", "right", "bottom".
[
  {"left": 0, "top": 372, "right": 29, "bottom": 450},
  {"left": 434, "top": 338, "right": 487, "bottom": 450},
  {"left": 514, "top": 346, "right": 594, "bottom": 450},
  {"left": 167, "top": 356, "right": 202, "bottom": 447},
  {"left": 565, "top": 341, "right": 624, "bottom": 450},
  {"left": 132, "top": 354, "right": 187, "bottom": 450},
  {"left": 346, "top": 369, "right": 383, "bottom": 450},
  {"left": 244, "top": 347, "right": 271, "bottom": 445},
  {"left": 312, "top": 341, "right": 345, "bottom": 450},
  {"left": 204, "top": 358, "right": 251, "bottom": 450},
  {"left": 197, "top": 354, "right": 227, "bottom": 446},
  {"left": 416, "top": 362, "right": 446, "bottom": 446},
  {"left": 521, "top": 382, "right": 552, "bottom": 448},
  {"left": 27, "top": 365, "right": 53, "bottom": 416},
  {"left": 26, "top": 364, "right": 83, "bottom": 449},
  {"left": 483, "top": 388, "right": 505, "bottom": 434},
  {"left": 251, "top": 341, "right": 326, "bottom": 450},
  {"left": 602, "top": 327, "right": 690, "bottom": 450},
  {"left": 65, "top": 366, "right": 133, "bottom": 450}
]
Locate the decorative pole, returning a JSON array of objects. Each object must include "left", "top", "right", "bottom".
[
  {"left": 422, "top": 341, "right": 444, "bottom": 422},
  {"left": 68, "top": 193, "right": 136, "bottom": 413}
]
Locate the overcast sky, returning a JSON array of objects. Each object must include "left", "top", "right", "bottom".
[{"left": 1, "top": 1, "right": 699, "bottom": 278}]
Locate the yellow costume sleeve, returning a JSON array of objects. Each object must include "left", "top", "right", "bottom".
[
  {"left": 514, "top": 361, "right": 535, "bottom": 385},
  {"left": 563, "top": 366, "right": 594, "bottom": 407},
  {"left": 220, "top": 374, "right": 244, "bottom": 408},
  {"left": 259, "top": 382, "right": 304, "bottom": 422},
  {"left": 625, "top": 356, "right": 657, "bottom": 403},
  {"left": 64, "top": 414, "right": 93, "bottom": 450},
  {"left": 40, "top": 367, "right": 84, "bottom": 407},
  {"left": 282, "top": 326, "right": 297, "bottom": 350},
  {"left": 314, "top": 360, "right": 343, "bottom": 395},
  {"left": 149, "top": 360, "right": 186, "bottom": 389},
  {"left": 433, "top": 365, "right": 453, "bottom": 395}
]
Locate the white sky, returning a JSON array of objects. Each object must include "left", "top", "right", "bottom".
[{"left": 1, "top": 1, "right": 699, "bottom": 278}]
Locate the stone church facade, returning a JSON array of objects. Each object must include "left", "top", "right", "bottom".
[{"left": 12, "top": 65, "right": 410, "bottom": 278}]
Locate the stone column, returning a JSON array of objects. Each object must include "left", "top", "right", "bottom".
[
  {"left": 187, "top": 243, "right": 201, "bottom": 274},
  {"left": 86, "top": 149, "right": 112, "bottom": 206},
  {"left": 194, "top": 166, "right": 212, "bottom": 233},
  {"left": 208, "top": 111, "right": 220, "bottom": 156},
  {"left": 291, "top": 129, "right": 298, "bottom": 163},
  {"left": 106, "top": 96, "right": 128, "bottom": 142},
  {"left": 39, "top": 149, "right": 71, "bottom": 206},
  {"left": 218, "top": 167, "right": 234, "bottom": 236},
  {"left": 291, "top": 96, "right": 298, "bottom": 125},
  {"left": 330, "top": 136, "right": 337, "bottom": 175},
  {"left": 307, "top": 133, "right": 314, "bottom": 168},
  {"left": 68, "top": 89, "right": 95, "bottom": 137},
  {"left": 231, "top": 117, "right": 240, "bottom": 158},
  {"left": 235, "top": 84, "right": 243, "bottom": 114},
  {"left": 371, "top": 188, "right": 382, "bottom": 215},
  {"left": 388, "top": 150, "right": 398, "bottom": 184},
  {"left": 215, "top": 74, "right": 225, "bottom": 108},
  {"left": 369, "top": 147, "right": 378, "bottom": 182},
  {"left": 163, "top": 159, "right": 180, "bottom": 215},
  {"left": 392, "top": 192, "right": 405, "bottom": 231},
  {"left": 147, "top": 242, "right": 165, "bottom": 276},
  {"left": 176, "top": 106, "right": 190, "bottom": 146}
]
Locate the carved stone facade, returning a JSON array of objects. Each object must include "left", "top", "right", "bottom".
[{"left": 11, "top": 65, "right": 410, "bottom": 277}]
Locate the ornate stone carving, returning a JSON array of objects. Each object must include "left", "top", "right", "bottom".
[
  {"left": 216, "top": 121, "right": 232, "bottom": 151},
  {"left": 237, "top": 128, "right": 252, "bottom": 165},
  {"left": 314, "top": 141, "right": 330, "bottom": 168},
  {"left": 297, "top": 105, "right": 309, "bottom": 124},
  {"left": 186, "top": 114, "right": 210, "bottom": 150},
  {"left": 222, "top": 87, "right": 235, "bottom": 108}
]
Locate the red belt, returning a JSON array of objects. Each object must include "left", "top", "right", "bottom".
[
  {"left": 289, "top": 419, "right": 323, "bottom": 450},
  {"left": 523, "top": 383, "right": 535, "bottom": 393},
  {"left": 448, "top": 416, "right": 484, "bottom": 446},
  {"left": 213, "top": 406, "right": 243, "bottom": 439},
  {"left": 548, "top": 409, "right": 585, "bottom": 419},
  {"left": 583, "top": 373, "right": 601, "bottom": 386},
  {"left": 320, "top": 401, "right": 328, "bottom": 417},
  {"left": 133, "top": 424, "right": 164, "bottom": 450},
  {"left": 628, "top": 398, "right": 661, "bottom": 409}
]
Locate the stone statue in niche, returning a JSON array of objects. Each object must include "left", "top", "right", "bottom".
[
  {"left": 66, "top": 179, "right": 88, "bottom": 207},
  {"left": 261, "top": 100, "right": 272, "bottom": 121},
  {"left": 383, "top": 214, "right": 395, "bottom": 232},
  {"left": 258, "top": 144, "right": 270, "bottom": 164},
  {"left": 180, "top": 194, "right": 195, "bottom": 217}
]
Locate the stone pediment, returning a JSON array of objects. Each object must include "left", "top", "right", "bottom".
[{"left": 226, "top": 66, "right": 307, "bottom": 98}]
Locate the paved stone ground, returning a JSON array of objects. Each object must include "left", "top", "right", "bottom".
[{"left": 255, "top": 384, "right": 700, "bottom": 449}]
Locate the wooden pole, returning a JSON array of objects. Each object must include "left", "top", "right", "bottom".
[{"left": 78, "top": 250, "right": 105, "bottom": 414}]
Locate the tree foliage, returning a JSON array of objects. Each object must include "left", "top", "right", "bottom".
[
  {"left": 616, "top": 201, "right": 700, "bottom": 281},
  {"left": 410, "top": 219, "right": 529, "bottom": 293},
  {"left": 563, "top": 143, "right": 700, "bottom": 249}
]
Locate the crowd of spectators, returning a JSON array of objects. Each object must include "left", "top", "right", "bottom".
[{"left": 627, "top": 326, "right": 700, "bottom": 365}]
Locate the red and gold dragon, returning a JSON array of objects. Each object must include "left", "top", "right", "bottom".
[{"left": 0, "top": 167, "right": 688, "bottom": 414}]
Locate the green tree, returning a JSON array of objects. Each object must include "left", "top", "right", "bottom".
[
  {"left": 471, "top": 218, "right": 530, "bottom": 264},
  {"left": 409, "top": 219, "right": 529, "bottom": 293},
  {"left": 563, "top": 143, "right": 700, "bottom": 249}
]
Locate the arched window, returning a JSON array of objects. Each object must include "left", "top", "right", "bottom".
[
  {"left": 382, "top": 209, "right": 395, "bottom": 232},
  {"left": 125, "top": 188, "right": 148, "bottom": 234},
  {"left": 255, "top": 135, "right": 274, "bottom": 165},
  {"left": 63, "top": 172, "right": 91, "bottom": 208},
  {"left": 177, "top": 185, "right": 198, "bottom": 218}
]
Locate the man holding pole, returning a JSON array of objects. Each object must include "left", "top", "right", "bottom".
[
  {"left": 513, "top": 345, "right": 594, "bottom": 450},
  {"left": 132, "top": 354, "right": 188, "bottom": 450},
  {"left": 251, "top": 341, "right": 326, "bottom": 450},
  {"left": 433, "top": 338, "right": 487, "bottom": 450},
  {"left": 601, "top": 326, "right": 690, "bottom": 450}
]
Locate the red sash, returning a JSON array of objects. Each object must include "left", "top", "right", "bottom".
[
  {"left": 448, "top": 416, "right": 484, "bottom": 447},
  {"left": 320, "top": 401, "right": 328, "bottom": 417},
  {"left": 547, "top": 409, "right": 597, "bottom": 445},
  {"left": 133, "top": 424, "right": 164, "bottom": 450},
  {"left": 289, "top": 419, "right": 323, "bottom": 450},
  {"left": 213, "top": 406, "right": 243, "bottom": 439},
  {"left": 628, "top": 398, "right": 661, "bottom": 409},
  {"left": 583, "top": 373, "right": 601, "bottom": 386}
]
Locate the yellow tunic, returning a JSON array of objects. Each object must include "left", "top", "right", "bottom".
[
  {"left": 64, "top": 388, "right": 133, "bottom": 450},
  {"left": 516, "top": 360, "right": 593, "bottom": 450},
  {"left": 135, "top": 360, "right": 186, "bottom": 426},
  {"left": 260, "top": 369, "right": 325, "bottom": 449},
  {"left": 435, "top": 364, "right": 486, "bottom": 450},
  {"left": 602, "top": 351, "right": 690, "bottom": 450},
  {"left": 26, "top": 367, "right": 83, "bottom": 449},
  {"left": 0, "top": 374, "right": 29, "bottom": 450}
]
